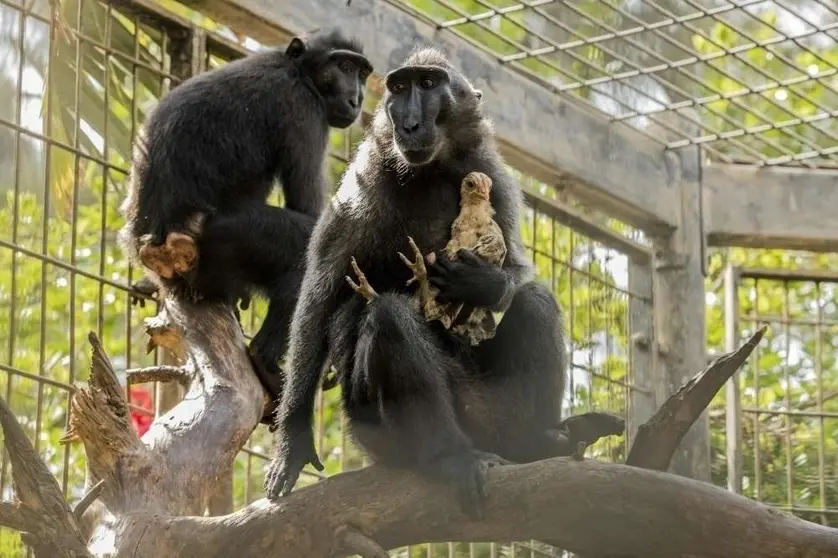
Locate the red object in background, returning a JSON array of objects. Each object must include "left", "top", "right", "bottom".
[{"left": 129, "top": 386, "right": 154, "bottom": 436}]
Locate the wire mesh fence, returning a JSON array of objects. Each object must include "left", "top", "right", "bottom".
[
  {"left": 0, "top": 0, "right": 187, "bottom": 503},
  {"left": 389, "top": 0, "right": 838, "bottom": 168},
  {"left": 717, "top": 267, "right": 838, "bottom": 528}
]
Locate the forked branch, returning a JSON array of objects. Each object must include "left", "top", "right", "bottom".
[
  {"left": 627, "top": 326, "right": 767, "bottom": 469},
  {"left": 143, "top": 302, "right": 186, "bottom": 359}
]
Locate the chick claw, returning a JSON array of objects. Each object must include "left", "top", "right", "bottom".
[
  {"left": 345, "top": 257, "right": 378, "bottom": 302},
  {"left": 398, "top": 236, "right": 428, "bottom": 287}
]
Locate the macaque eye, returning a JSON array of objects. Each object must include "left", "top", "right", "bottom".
[
  {"left": 339, "top": 60, "right": 354, "bottom": 74},
  {"left": 391, "top": 82, "right": 406, "bottom": 93},
  {"left": 420, "top": 78, "right": 436, "bottom": 89}
]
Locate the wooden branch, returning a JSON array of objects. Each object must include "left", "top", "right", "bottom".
[
  {"left": 73, "top": 479, "right": 106, "bottom": 522},
  {"left": 126, "top": 365, "right": 191, "bottom": 387},
  {"left": 0, "top": 395, "right": 90, "bottom": 557},
  {"left": 84, "top": 297, "right": 263, "bottom": 521},
  {"left": 109, "top": 458, "right": 838, "bottom": 558},
  {"left": 627, "top": 326, "right": 767, "bottom": 469},
  {"left": 0, "top": 295, "right": 267, "bottom": 558},
  {"left": 63, "top": 332, "right": 146, "bottom": 486},
  {"left": 143, "top": 302, "right": 187, "bottom": 360},
  {"left": 0, "top": 502, "right": 27, "bottom": 532}
]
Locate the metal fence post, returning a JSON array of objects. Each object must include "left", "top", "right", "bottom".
[{"left": 724, "top": 264, "right": 743, "bottom": 494}]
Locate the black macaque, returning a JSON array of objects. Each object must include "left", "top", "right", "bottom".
[
  {"left": 264, "top": 48, "right": 624, "bottom": 516},
  {"left": 119, "top": 29, "right": 373, "bottom": 425}
]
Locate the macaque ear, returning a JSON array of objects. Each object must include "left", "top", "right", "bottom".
[
  {"left": 286, "top": 37, "right": 306, "bottom": 59},
  {"left": 474, "top": 89, "right": 483, "bottom": 100}
]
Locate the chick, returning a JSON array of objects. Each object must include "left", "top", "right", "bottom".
[{"left": 399, "top": 171, "right": 507, "bottom": 345}]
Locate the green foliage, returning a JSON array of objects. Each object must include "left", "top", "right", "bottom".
[
  {"left": 0, "top": 529, "right": 25, "bottom": 557},
  {"left": 705, "top": 248, "right": 838, "bottom": 527}
]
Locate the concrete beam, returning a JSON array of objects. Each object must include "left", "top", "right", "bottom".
[
  {"left": 193, "top": 0, "right": 678, "bottom": 234},
  {"left": 704, "top": 163, "right": 838, "bottom": 252},
  {"left": 651, "top": 146, "right": 710, "bottom": 482}
]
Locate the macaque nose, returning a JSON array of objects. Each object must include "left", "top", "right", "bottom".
[{"left": 402, "top": 121, "right": 420, "bottom": 135}]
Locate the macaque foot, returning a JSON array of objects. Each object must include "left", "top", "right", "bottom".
[
  {"left": 335, "top": 524, "right": 388, "bottom": 558},
  {"left": 345, "top": 257, "right": 378, "bottom": 303},
  {"left": 571, "top": 441, "right": 588, "bottom": 461},
  {"left": 130, "top": 276, "right": 159, "bottom": 308},
  {"left": 139, "top": 232, "right": 198, "bottom": 280},
  {"left": 434, "top": 449, "right": 505, "bottom": 520},
  {"left": 545, "top": 411, "right": 626, "bottom": 457},
  {"left": 472, "top": 449, "right": 513, "bottom": 467}
]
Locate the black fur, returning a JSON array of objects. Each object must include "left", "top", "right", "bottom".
[
  {"left": 119, "top": 29, "right": 372, "bottom": 423},
  {"left": 265, "top": 48, "right": 621, "bottom": 514}
]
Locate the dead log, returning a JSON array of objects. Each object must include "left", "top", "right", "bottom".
[{"left": 0, "top": 298, "right": 836, "bottom": 557}]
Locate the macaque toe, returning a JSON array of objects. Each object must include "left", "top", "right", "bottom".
[
  {"left": 139, "top": 243, "right": 175, "bottom": 279},
  {"left": 166, "top": 232, "right": 198, "bottom": 274}
]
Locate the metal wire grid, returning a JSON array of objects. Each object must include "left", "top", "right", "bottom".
[
  {"left": 0, "top": 2, "right": 198, "bottom": 554},
  {"left": 0, "top": 0, "right": 187, "bottom": 508},
  {"left": 0, "top": 0, "right": 654, "bottom": 555},
  {"left": 722, "top": 268, "right": 838, "bottom": 528},
  {"left": 389, "top": 0, "right": 838, "bottom": 168}
]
